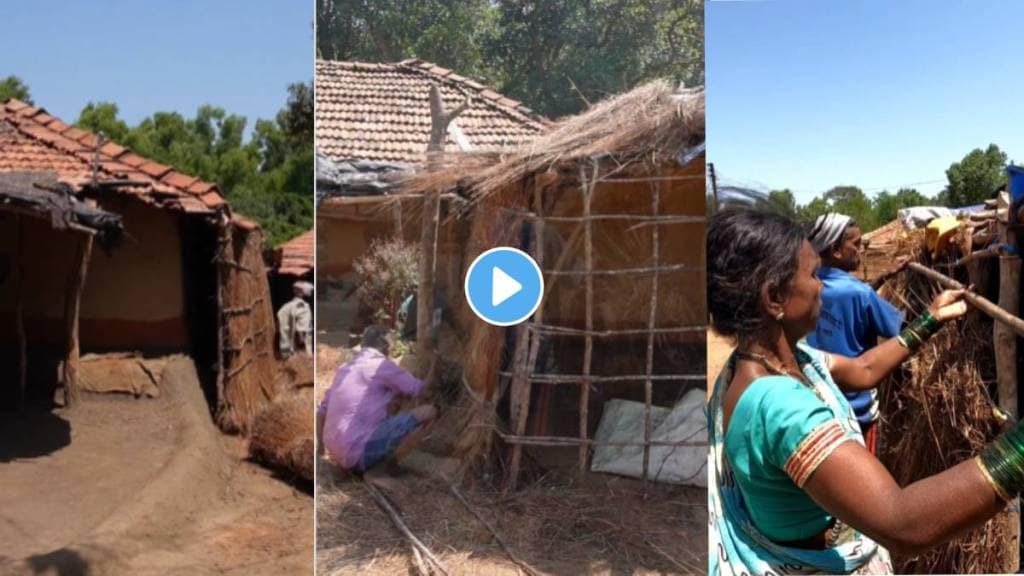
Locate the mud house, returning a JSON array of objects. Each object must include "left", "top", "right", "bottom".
[
  {"left": 401, "top": 81, "right": 708, "bottom": 486},
  {"left": 0, "top": 99, "right": 275, "bottom": 431},
  {"left": 267, "top": 228, "right": 314, "bottom": 310},
  {"left": 314, "top": 58, "right": 546, "bottom": 286}
]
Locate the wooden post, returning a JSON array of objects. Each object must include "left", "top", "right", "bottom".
[
  {"left": 579, "top": 162, "right": 596, "bottom": 475},
  {"left": 63, "top": 231, "right": 94, "bottom": 407},
  {"left": 996, "top": 191, "right": 1021, "bottom": 573},
  {"left": 642, "top": 181, "right": 660, "bottom": 486},
  {"left": 418, "top": 85, "right": 469, "bottom": 358},
  {"left": 15, "top": 216, "right": 26, "bottom": 406},
  {"left": 508, "top": 181, "right": 546, "bottom": 489}
]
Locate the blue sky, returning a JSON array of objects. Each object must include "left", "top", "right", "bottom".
[
  {"left": 1, "top": 1, "right": 312, "bottom": 133},
  {"left": 707, "top": 0, "right": 1024, "bottom": 204}
]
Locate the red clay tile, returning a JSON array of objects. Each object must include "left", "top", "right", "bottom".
[
  {"left": 187, "top": 180, "right": 215, "bottom": 195},
  {"left": 161, "top": 171, "right": 198, "bottom": 189},
  {"left": 119, "top": 153, "right": 147, "bottom": 168},
  {"left": 138, "top": 161, "right": 172, "bottom": 179},
  {"left": 200, "top": 191, "right": 225, "bottom": 207},
  {"left": 99, "top": 142, "right": 127, "bottom": 158},
  {"left": 45, "top": 119, "right": 71, "bottom": 134},
  {"left": 5, "top": 99, "right": 29, "bottom": 112},
  {"left": 62, "top": 127, "right": 87, "bottom": 141}
]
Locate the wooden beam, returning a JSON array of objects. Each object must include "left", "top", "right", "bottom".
[
  {"left": 63, "top": 231, "right": 94, "bottom": 407},
  {"left": 906, "top": 262, "right": 1024, "bottom": 338}
]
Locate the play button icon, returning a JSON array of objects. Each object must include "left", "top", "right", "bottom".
[
  {"left": 465, "top": 247, "right": 544, "bottom": 326},
  {"left": 491, "top": 267, "right": 522, "bottom": 306}
]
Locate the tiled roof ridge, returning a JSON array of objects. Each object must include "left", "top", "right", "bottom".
[
  {"left": 316, "top": 58, "right": 550, "bottom": 130},
  {"left": 0, "top": 98, "right": 226, "bottom": 211}
]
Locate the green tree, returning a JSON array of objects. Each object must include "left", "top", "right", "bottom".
[
  {"left": 73, "top": 82, "right": 314, "bottom": 246},
  {"left": 767, "top": 189, "right": 797, "bottom": 216},
  {"left": 0, "top": 75, "right": 32, "bottom": 104},
  {"left": 872, "top": 187, "right": 929, "bottom": 224},
  {"left": 486, "top": 0, "right": 703, "bottom": 117},
  {"left": 821, "top": 185, "right": 877, "bottom": 231},
  {"left": 799, "top": 197, "right": 830, "bottom": 223},
  {"left": 77, "top": 102, "right": 131, "bottom": 143},
  {"left": 317, "top": 0, "right": 497, "bottom": 82},
  {"left": 945, "top": 144, "right": 1007, "bottom": 207},
  {"left": 316, "top": 0, "right": 703, "bottom": 119}
]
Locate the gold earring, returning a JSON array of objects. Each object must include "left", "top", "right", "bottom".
[{"left": 775, "top": 311, "right": 785, "bottom": 320}]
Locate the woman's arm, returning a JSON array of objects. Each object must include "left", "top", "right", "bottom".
[
  {"left": 829, "top": 289, "right": 968, "bottom": 392},
  {"left": 804, "top": 441, "right": 1004, "bottom": 555}
]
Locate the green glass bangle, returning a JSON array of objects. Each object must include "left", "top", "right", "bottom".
[
  {"left": 897, "top": 310, "right": 939, "bottom": 352},
  {"left": 979, "top": 424, "right": 1024, "bottom": 501}
]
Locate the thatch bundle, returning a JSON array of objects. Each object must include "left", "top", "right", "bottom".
[
  {"left": 404, "top": 80, "right": 705, "bottom": 204},
  {"left": 877, "top": 238, "right": 1010, "bottom": 574},
  {"left": 249, "top": 392, "right": 314, "bottom": 482}
]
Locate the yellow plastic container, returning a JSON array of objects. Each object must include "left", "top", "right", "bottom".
[{"left": 925, "top": 216, "right": 961, "bottom": 254}]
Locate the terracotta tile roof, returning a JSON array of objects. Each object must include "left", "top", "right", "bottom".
[
  {"left": 316, "top": 59, "right": 548, "bottom": 165},
  {"left": 276, "top": 229, "right": 313, "bottom": 276},
  {"left": 0, "top": 99, "right": 226, "bottom": 214}
]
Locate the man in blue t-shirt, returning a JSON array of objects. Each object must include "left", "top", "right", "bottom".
[{"left": 807, "top": 212, "right": 903, "bottom": 455}]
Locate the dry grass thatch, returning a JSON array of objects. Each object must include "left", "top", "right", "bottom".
[
  {"left": 877, "top": 238, "right": 1011, "bottom": 574},
  {"left": 249, "top": 392, "right": 314, "bottom": 482},
  {"left": 403, "top": 80, "right": 705, "bottom": 202}
]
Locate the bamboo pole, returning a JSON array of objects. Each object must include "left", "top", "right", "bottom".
[
  {"left": 579, "top": 161, "right": 596, "bottom": 475},
  {"left": 418, "top": 86, "right": 469, "bottom": 358},
  {"left": 906, "top": 262, "right": 1024, "bottom": 338},
  {"left": 995, "top": 192, "right": 1021, "bottom": 574},
  {"left": 642, "top": 181, "right": 660, "bottom": 486},
  {"left": 499, "top": 433, "right": 707, "bottom": 448},
  {"left": 499, "top": 372, "right": 705, "bottom": 383},
  {"left": 362, "top": 481, "right": 451, "bottom": 576},
  {"left": 63, "top": 231, "right": 93, "bottom": 407},
  {"left": 529, "top": 324, "right": 705, "bottom": 337},
  {"left": 507, "top": 180, "right": 545, "bottom": 489}
]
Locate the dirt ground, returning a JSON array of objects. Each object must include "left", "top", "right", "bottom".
[
  {"left": 315, "top": 342, "right": 707, "bottom": 575},
  {"left": 316, "top": 462, "right": 706, "bottom": 575},
  {"left": 0, "top": 357, "right": 312, "bottom": 575}
]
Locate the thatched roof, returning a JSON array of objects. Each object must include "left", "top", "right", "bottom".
[{"left": 403, "top": 80, "right": 705, "bottom": 202}]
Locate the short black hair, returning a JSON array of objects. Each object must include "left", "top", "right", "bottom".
[
  {"left": 362, "top": 324, "right": 390, "bottom": 353},
  {"left": 707, "top": 209, "right": 807, "bottom": 339}
]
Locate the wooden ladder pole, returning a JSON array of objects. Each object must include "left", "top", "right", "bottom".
[{"left": 579, "top": 161, "right": 596, "bottom": 475}]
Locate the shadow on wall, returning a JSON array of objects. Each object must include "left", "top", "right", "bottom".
[{"left": 0, "top": 409, "right": 71, "bottom": 462}]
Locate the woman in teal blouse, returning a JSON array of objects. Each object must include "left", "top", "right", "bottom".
[{"left": 707, "top": 209, "right": 1024, "bottom": 575}]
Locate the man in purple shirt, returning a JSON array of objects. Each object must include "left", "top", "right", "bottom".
[{"left": 317, "top": 325, "right": 437, "bottom": 482}]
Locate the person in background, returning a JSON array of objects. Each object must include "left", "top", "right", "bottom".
[
  {"left": 278, "top": 280, "right": 313, "bottom": 357},
  {"left": 317, "top": 325, "right": 437, "bottom": 489},
  {"left": 807, "top": 212, "right": 902, "bottom": 454}
]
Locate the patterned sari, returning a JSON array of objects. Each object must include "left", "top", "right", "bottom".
[{"left": 708, "top": 341, "right": 893, "bottom": 575}]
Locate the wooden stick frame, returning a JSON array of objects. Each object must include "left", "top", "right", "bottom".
[{"left": 502, "top": 159, "right": 708, "bottom": 489}]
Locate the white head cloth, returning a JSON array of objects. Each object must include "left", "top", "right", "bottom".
[
  {"left": 293, "top": 280, "right": 314, "bottom": 297},
  {"left": 808, "top": 212, "right": 852, "bottom": 254}
]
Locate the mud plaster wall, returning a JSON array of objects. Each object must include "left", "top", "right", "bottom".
[
  {"left": 81, "top": 198, "right": 187, "bottom": 349},
  {"left": 316, "top": 199, "right": 425, "bottom": 282},
  {"left": 0, "top": 212, "right": 80, "bottom": 345},
  {"left": 541, "top": 160, "right": 706, "bottom": 331}
]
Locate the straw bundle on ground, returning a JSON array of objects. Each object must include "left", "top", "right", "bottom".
[
  {"left": 877, "top": 242, "right": 1009, "bottom": 574},
  {"left": 249, "top": 392, "right": 314, "bottom": 482}
]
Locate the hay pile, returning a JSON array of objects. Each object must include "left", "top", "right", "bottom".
[
  {"left": 877, "top": 240, "right": 1009, "bottom": 574},
  {"left": 249, "top": 393, "right": 314, "bottom": 482}
]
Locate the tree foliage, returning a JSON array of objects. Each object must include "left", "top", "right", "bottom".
[
  {"left": 74, "top": 82, "right": 314, "bottom": 246},
  {"left": 316, "top": 0, "right": 703, "bottom": 118},
  {"left": 0, "top": 75, "right": 32, "bottom": 104},
  {"left": 944, "top": 144, "right": 1007, "bottom": 207}
]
